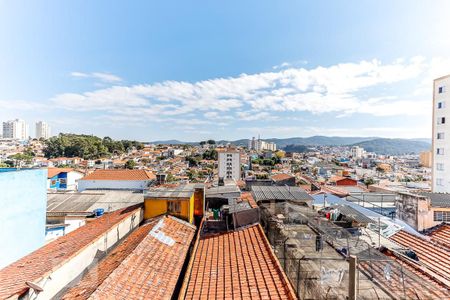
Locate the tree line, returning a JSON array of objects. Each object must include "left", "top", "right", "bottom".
[{"left": 43, "top": 134, "right": 144, "bottom": 159}]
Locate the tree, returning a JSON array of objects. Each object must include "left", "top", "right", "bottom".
[
  {"left": 207, "top": 139, "right": 216, "bottom": 145},
  {"left": 166, "top": 173, "right": 176, "bottom": 182},
  {"left": 199, "top": 141, "right": 206, "bottom": 146},
  {"left": 125, "top": 160, "right": 136, "bottom": 169},
  {"left": 364, "top": 178, "right": 375, "bottom": 188},
  {"left": 202, "top": 149, "right": 218, "bottom": 160}
]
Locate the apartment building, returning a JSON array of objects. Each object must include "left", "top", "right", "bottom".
[
  {"left": 432, "top": 74, "right": 450, "bottom": 192},
  {"left": 351, "top": 145, "right": 365, "bottom": 159},
  {"left": 248, "top": 136, "right": 277, "bottom": 152},
  {"left": 35, "top": 121, "right": 51, "bottom": 139},
  {"left": 2, "top": 119, "right": 29, "bottom": 140},
  {"left": 218, "top": 148, "right": 241, "bottom": 180}
]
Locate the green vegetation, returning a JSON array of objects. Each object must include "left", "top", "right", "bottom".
[
  {"left": 202, "top": 149, "right": 218, "bottom": 160},
  {"left": 124, "top": 160, "right": 136, "bottom": 169},
  {"left": 252, "top": 156, "right": 280, "bottom": 166},
  {"left": 43, "top": 134, "right": 144, "bottom": 159}
]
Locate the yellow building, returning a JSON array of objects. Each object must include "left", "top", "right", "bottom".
[
  {"left": 144, "top": 184, "right": 204, "bottom": 224},
  {"left": 419, "top": 150, "right": 432, "bottom": 168}
]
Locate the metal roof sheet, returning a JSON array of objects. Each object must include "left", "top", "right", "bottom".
[{"left": 251, "top": 185, "right": 313, "bottom": 202}]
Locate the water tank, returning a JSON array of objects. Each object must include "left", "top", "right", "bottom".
[{"left": 93, "top": 208, "right": 104, "bottom": 217}]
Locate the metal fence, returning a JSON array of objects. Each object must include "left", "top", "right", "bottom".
[{"left": 260, "top": 201, "right": 447, "bottom": 300}]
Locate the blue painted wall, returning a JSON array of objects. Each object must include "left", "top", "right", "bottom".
[
  {"left": 0, "top": 169, "right": 47, "bottom": 268},
  {"left": 49, "top": 172, "right": 68, "bottom": 190}
]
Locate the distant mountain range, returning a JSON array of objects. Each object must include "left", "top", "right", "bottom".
[{"left": 149, "top": 136, "right": 431, "bottom": 155}]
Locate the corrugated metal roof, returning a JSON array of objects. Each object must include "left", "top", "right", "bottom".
[
  {"left": 251, "top": 185, "right": 313, "bottom": 202},
  {"left": 419, "top": 192, "right": 450, "bottom": 208},
  {"left": 144, "top": 183, "right": 200, "bottom": 199},
  {"left": 330, "top": 204, "right": 375, "bottom": 224},
  {"left": 47, "top": 190, "right": 144, "bottom": 213}
]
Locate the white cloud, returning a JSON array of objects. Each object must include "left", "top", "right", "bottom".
[
  {"left": 50, "top": 57, "right": 444, "bottom": 137},
  {"left": 70, "top": 71, "right": 122, "bottom": 83}
]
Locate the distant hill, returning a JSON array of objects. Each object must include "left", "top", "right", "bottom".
[
  {"left": 148, "top": 135, "right": 431, "bottom": 155},
  {"left": 350, "top": 138, "right": 431, "bottom": 155}
]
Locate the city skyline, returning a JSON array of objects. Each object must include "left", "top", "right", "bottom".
[{"left": 1, "top": 1, "right": 450, "bottom": 140}]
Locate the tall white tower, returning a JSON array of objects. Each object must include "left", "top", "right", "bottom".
[
  {"left": 432, "top": 74, "right": 450, "bottom": 192},
  {"left": 35, "top": 121, "right": 51, "bottom": 139},
  {"left": 2, "top": 119, "right": 29, "bottom": 140}
]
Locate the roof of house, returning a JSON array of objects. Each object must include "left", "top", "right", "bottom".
[
  {"left": 0, "top": 204, "right": 142, "bottom": 300},
  {"left": 390, "top": 230, "right": 450, "bottom": 280},
  {"left": 251, "top": 185, "right": 313, "bottom": 202},
  {"left": 429, "top": 224, "right": 450, "bottom": 249},
  {"left": 62, "top": 215, "right": 195, "bottom": 300},
  {"left": 79, "top": 169, "right": 155, "bottom": 181},
  {"left": 359, "top": 248, "right": 450, "bottom": 298},
  {"left": 47, "top": 190, "right": 144, "bottom": 214},
  {"left": 181, "top": 224, "right": 296, "bottom": 300},
  {"left": 145, "top": 183, "right": 203, "bottom": 199},
  {"left": 47, "top": 167, "right": 74, "bottom": 178},
  {"left": 271, "top": 173, "right": 294, "bottom": 182},
  {"left": 241, "top": 192, "right": 258, "bottom": 208},
  {"left": 419, "top": 192, "right": 450, "bottom": 208}
]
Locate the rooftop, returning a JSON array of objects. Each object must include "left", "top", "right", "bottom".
[
  {"left": 62, "top": 215, "right": 195, "bottom": 300},
  {"left": 251, "top": 185, "right": 313, "bottom": 203},
  {"left": 271, "top": 173, "right": 294, "bottom": 182},
  {"left": 428, "top": 223, "right": 450, "bottom": 249},
  {"left": 181, "top": 224, "right": 297, "bottom": 300},
  {"left": 0, "top": 204, "right": 142, "bottom": 299},
  {"left": 80, "top": 169, "right": 156, "bottom": 181},
  {"left": 47, "top": 190, "right": 144, "bottom": 215},
  {"left": 47, "top": 167, "right": 75, "bottom": 178},
  {"left": 419, "top": 192, "right": 450, "bottom": 208},
  {"left": 145, "top": 183, "right": 203, "bottom": 199}
]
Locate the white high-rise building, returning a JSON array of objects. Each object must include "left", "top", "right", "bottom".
[
  {"left": 218, "top": 148, "right": 241, "bottom": 180},
  {"left": 432, "top": 74, "right": 450, "bottom": 192},
  {"left": 2, "top": 119, "right": 29, "bottom": 140},
  {"left": 248, "top": 136, "right": 277, "bottom": 152},
  {"left": 36, "top": 121, "right": 51, "bottom": 139},
  {"left": 351, "top": 146, "right": 365, "bottom": 159}
]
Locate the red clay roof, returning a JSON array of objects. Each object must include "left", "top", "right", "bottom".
[
  {"left": 47, "top": 167, "right": 74, "bottom": 178},
  {"left": 181, "top": 224, "right": 297, "bottom": 300},
  {"left": 241, "top": 192, "right": 258, "bottom": 208},
  {"left": 429, "top": 224, "right": 450, "bottom": 249},
  {"left": 80, "top": 169, "right": 155, "bottom": 181},
  {"left": 359, "top": 249, "right": 450, "bottom": 298},
  {"left": 271, "top": 173, "right": 294, "bottom": 182},
  {"left": 390, "top": 230, "right": 450, "bottom": 280},
  {"left": 0, "top": 204, "right": 142, "bottom": 300},
  {"left": 62, "top": 216, "right": 195, "bottom": 300}
]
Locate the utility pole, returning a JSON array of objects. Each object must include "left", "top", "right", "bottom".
[{"left": 348, "top": 255, "right": 357, "bottom": 300}]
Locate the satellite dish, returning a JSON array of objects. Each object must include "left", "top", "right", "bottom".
[{"left": 26, "top": 281, "right": 44, "bottom": 293}]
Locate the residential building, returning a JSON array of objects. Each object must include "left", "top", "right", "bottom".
[
  {"left": 419, "top": 150, "right": 432, "bottom": 167},
  {"left": 432, "top": 74, "right": 450, "bottom": 192},
  {"left": 47, "top": 167, "right": 84, "bottom": 190},
  {"left": 144, "top": 183, "right": 204, "bottom": 224},
  {"left": 217, "top": 148, "right": 241, "bottom": 180},
  {"left": 77, "top": 169, "right": 156, "bottom": 191},
  {"left": 35, "top": 121, "right": 51, "bottom": 139},
  {"left": 350, "top": 145, "right": 364, "bottom": 159},
  {"left": 2, "top": 119, "right": 29, "bottom": 140},
  {"left": 0, "top": 169, "right": 47, "bottom": 268},
  {"left": 248, "top": 136, "right": 277, "bottom": 151}
]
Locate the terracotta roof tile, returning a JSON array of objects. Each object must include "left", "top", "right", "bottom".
[
  {"left": 390, "top": 230, "right": 450, "bottom": 280},
  {"left": 241, "top": 192, "right": 258, "bottom": 208},
  {"left": 181, "top": 224, "right": 297, "bottom": 300},
  {"left": 80, "top": 169, "right": 155, "bottom": 181},
  {"left": 271, "top": 173, "right": 294, "bottom": 182},
  {"left": 63, "top": 216, "right": 195, "bottom": 299},
  {"left": 429, "top": 224, "right": 450, "bottom": 249},
  {"left": 47, "top": 167, "right": 74, "bottom": 178},
  {"left": 0, "top": 204, "right": 142, "bottom": 299}
]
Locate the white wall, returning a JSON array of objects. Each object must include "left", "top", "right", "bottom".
[
  {"left": 433, "top": 75, "right": 450, "bottom": 192},
  {"left": 218, "top": 151, "right": 241, "bottom": 180},
  {"left": 77, "top": 179, "right": 150, "bottom": 191},
  {"left": 67, "top": 171, "right": 84, "bottom": 190},
  {"left": 27, "top": 208, "right": 143, "bottom": 300}
]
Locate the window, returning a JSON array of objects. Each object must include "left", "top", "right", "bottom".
[
  {"left": 438, "top": 101, "right": 445, "bottom": 109},
  {"left": 436, "top": 178, "right": 444, "bottom": 186},
  {"left": 437, "top": 163, "right": 445, "bottom": 171},
  {"left": 438, "top": 117, "right": 446, "bottom": 124},
  {"left": 434, "top": 211, "right": 450, "bottom": 222},
  {"left": 437, "top": 148, "right": 444, "bottom": 155},
  {"left": 437, "top": 132, "right": 445, "bottom": 139},
  {"left": 167, "top": 201, "right": 181, "bottom": 214},
  {"left": 438, "top": 86, "right": 445, "bottom": 94}
]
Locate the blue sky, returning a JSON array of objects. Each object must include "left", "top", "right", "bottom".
[{"left": 1, "top": 1, "right": 450, "bottom": 141}]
